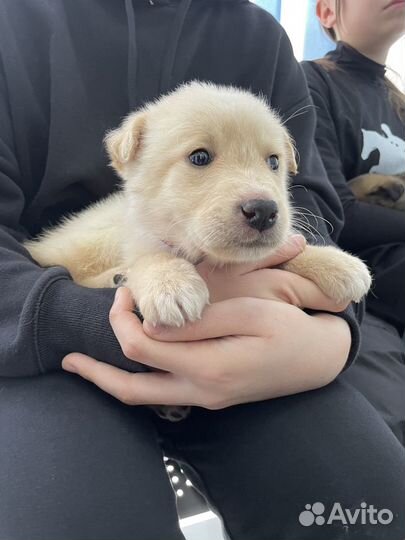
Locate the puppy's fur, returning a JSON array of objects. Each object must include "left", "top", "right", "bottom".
[
  {"left": 24, "top": 82, "right": 372, "bottom": 420},
  {"left": 348, "top": 173, "right": 405, "bottom": 211}
]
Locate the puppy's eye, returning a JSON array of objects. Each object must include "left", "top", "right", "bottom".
[
  {"left": 267, "top": 155, "right": 279, "bottom": 171},
  {"left": 189, "top": 149, "right": 212, "bottom": 167}
]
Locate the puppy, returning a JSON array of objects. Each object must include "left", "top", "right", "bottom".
[
  {"left": 24, "top": 81, "right": 371, "bottom": 421},
  {"left": 348, "top": 173, "right": 405, "bottom": 211}
]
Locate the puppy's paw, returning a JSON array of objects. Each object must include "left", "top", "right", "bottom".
[
  {"left": 80, "top": 266, "right": 127, "bottom": 289},
  {"left": 314, "top": 250, "right": 372, "bottom": 304},
  {"left": 284, "top": 245, "right": 372, "bottom": 305},
  {"left": 150, "top": 405, "right": 191, "bottom": 422},
  {"left": 112, "top": 272, "right": 128, "bottom": 287},
  {"left": 127, "top": 259, "right": 210, "bottom": 327}
]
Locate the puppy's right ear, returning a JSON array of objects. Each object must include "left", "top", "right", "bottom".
[
  {"left": 104, "top": 111, "right": 147, "bottom": 173},
  {"left": 285, "top": 133, "right": 298, "bottom": 176}
]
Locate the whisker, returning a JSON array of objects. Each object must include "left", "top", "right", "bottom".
[
  {"left": 291, "top": 207, "right": 334, "bottom": 235},
  {"left": 288, "top": 184, "right": 309, "bottom": 192},
  {"left": 281, "top": 104, "right": 314, "bottom": 126},
  {"left": 290, "top": 213, "right": 324, "bottom": 244}
]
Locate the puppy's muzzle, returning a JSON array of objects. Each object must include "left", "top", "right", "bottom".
[{"left": 241, "top": 199, "right": 278, "bottom": 232}]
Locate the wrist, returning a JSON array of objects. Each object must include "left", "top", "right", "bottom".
[
  {"left": 312, "top": 312, "right": 352, "bottom": 375},
  {"left": 308, "top": 301, "right": 361, "bottom": 372}
]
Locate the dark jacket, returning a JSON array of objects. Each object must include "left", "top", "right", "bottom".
[
  {"left": 0, "top": 0, "right": 361, "bottom": 377},
  {"left": 302, "top": 42, "right": 405, "bottom": 333}
]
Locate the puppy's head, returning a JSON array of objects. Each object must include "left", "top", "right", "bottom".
[{"left": 104, "top": 81, "right": 297, "bottom": 264}]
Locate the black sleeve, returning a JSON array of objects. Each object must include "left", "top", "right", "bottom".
[
  {"left": 360, "top": 243, "right": 405, "bottom": 334},
  {"left": 302, "top": 61, "right": 405, "bottom": 252},
  {"left": 303, "top": 61, "right": 405, "bottom": 331},
  {"left": 270, "top": 29, "right": 363, "bottom": 370},
  {"left": 0, "top": 55, "right": 147, "bottom": 377}
]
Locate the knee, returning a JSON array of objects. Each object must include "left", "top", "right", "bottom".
[
  {"left": 0, "top": 372, "right": 182, "bottom": 540},
  {"left": 195, "top": 380, "right": 405, "bottom": 539}
]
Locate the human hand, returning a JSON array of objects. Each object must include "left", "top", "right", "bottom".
[
  {"left": 196, "top": 234, "right": 350, "bottom": 312},
  {"left": 62, "top": 287, "right": 351, "bottom": 409}
]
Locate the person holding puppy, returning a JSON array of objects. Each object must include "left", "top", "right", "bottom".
[
  {"left": 302, "top": 0, "right": 405, "bottom": 445},
  {"left": 0, "top": 1, "right": 404, "bottom": 539}
]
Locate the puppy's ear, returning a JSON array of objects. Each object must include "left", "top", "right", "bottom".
[
  {"left": 285, "top": 133, "right": 298, "bottom": 176},
  {"left": 104, "top": 111, "right": 147, "bottom": 173}
]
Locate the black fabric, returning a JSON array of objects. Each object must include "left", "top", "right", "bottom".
[
  {"left": 301, "top": 44, "right": 405, "bottom": 453},
  {"left": 0, "top": 0, "right": 362, "bottom": 378},
  {"left": 0, "top": 372, "right": 404, "bottom": 540},
  {"left": 0, "top": 373, "right": 183, "bottom": 540},
  {"left": 360, "top": 245, "right": 405, "bottom": 334},
  {"left": 302, "top": 42, "right": 405, "bottom": 334},
  {"left": 340, "top": 311, "right": 405, "bottom": 445}
]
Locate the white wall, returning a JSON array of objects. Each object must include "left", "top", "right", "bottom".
[
  {"left": 279, "top": 0, "right": 309, "bottom": 60},
  {"left": 387, "top": 36, "right": 405, "bottom": 91}
]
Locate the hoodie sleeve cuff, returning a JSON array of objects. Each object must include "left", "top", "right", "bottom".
[
  {"left": 36, "top": 276, "right": 150, "bottom": 374},
  {"left": 335, "top": 303, "right": 362, "bottom": 371}
]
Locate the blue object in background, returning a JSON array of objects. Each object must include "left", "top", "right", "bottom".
[
  {"left": 254, "top": 0, "right": 335, "bottom": 60},
  {"left": 256, "top": 0, "right": 282, "bottom": 21},
  {"left": 303, "top": 0, "right": 335, "bottom": 60}
]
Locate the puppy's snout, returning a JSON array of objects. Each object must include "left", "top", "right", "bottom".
[{"left": 241, "top": 199, "right": 278, "bottom": 232}]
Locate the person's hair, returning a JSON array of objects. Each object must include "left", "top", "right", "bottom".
[{"left": 316, "top": 0, "right": 405, "bottom": 121}]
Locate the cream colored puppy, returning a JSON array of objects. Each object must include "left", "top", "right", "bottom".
[
  {"left": 25, "top": 82, "right": 371, "bottom": 419},
  {"left": 25, "top": 81, "right": 371, "bottom": 326}
]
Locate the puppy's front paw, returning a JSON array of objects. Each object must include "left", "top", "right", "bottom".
[
  {"left": 127, "top": 259, "right": 210, "bottom": 327},
  {"left": 317, "top": 250, "right": 372, "bottom": 304},
  {"left": 284, "top": 245, "right": 372, "bottom": 305}
]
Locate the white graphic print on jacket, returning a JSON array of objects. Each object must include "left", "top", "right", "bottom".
[{"left": 361, "top": 124, "right": 405, "bottom": 174}]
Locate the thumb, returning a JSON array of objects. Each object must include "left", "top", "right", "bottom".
[
  {"left": 236, "top": 234, "right": 306, "bottom": 275},
  {"left": 285, "top": 273, "right": 351, "bottom": 312},
  {"left": 196, "top": 234, "right": 306, "bottom": 278}
]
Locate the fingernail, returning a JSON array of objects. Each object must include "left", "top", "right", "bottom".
[{"left": 62, "top": 359, "right": 76, "bottom": 373}]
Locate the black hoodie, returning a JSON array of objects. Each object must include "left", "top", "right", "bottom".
[
  {"left": 302, "top": 42, "right": 405, "bottom": 333},
  {"left": 0, "top": 0, "right": 361, "bottom": 377}
]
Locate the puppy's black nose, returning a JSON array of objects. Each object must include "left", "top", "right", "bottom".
[{"left": 241, "top": 199, "right": 278, "bottom": 232}]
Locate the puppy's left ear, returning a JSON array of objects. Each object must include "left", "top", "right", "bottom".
[
  {"left": 104, "top": 111, "right": 147, "bottom": 173},
  {"left": 285, "top": 134, "right": 298, "bottom": 176}
]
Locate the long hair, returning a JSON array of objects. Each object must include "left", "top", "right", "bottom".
[{"left": 316, "top": 0, "right": 405, "bottom": 122}]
